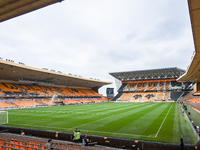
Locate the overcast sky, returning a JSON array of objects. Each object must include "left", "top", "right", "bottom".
[{"left": 0, "top": 0, "right": 195, "bottom": 96}]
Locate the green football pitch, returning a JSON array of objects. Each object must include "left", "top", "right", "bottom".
[{"left": 2, "top": 102, "right": 198, "bottom": 144}]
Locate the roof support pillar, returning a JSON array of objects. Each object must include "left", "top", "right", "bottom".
[{"left": 196, "top": 82, "right": 200, "bottom": 91}]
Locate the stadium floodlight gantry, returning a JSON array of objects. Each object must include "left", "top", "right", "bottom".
[
  {"left": 110, "top": 67, "right": 195, "bottom": 102},
  {"left": 0, "top": 0, "right": 64, "bottom": 22}
]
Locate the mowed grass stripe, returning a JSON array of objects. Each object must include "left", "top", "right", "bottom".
[
  {"left": 7, "top": 103, "right": 153, "bottom": 132},
  {"left": 60, "top": 103, "right": 149, "bottom": 129},
  {"left": 178, "top": 104, "right": 198, "bottom": 145},
  {"left": 67, "top": 103, "right": 152, "bottom": 130},
  {"left": 153, "top": 103, "right": 177, "bottom": 143},
  {"left": 5, "top": 102, "right": 197, "bottom": 144},
  {"left": 8, "top": 103, "right": 148, "bottom": 130},
  {"left": 13, "top": 103, "right": 147, "bottom": 116},
  {"left": 116, "top": 103, "right": 170, "bottom": 137},
  {"left": 93, "top": 103, "right": 162, "bottom": 134},
  {"left": 142, "top": 103, "right": 173, "bottom": 140},
  {"left": 172, "top": 103, "right": 180, "bottom": 143}
]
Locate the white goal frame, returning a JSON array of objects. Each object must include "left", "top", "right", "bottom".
[{"left": 0, "top": 111, "right": 8, "bottom": 124}]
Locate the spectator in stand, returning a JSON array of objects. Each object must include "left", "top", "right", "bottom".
[
  {"left": 45, "top": 139, "right": 53, "bottom": 150},
  {"left": 83, "top": 134, "right": 91, "bottom": 146},
  {"left": 73, "top": 130, "right": 81, "bottom": 142}
]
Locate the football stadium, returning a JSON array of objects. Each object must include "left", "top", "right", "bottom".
[{"left": 0, "top": 0, "right": 200, "bottom": 150}]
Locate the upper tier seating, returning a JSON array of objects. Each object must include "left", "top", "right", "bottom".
[
  {"left": 135, "top": 83, "right": 147, "bottom": 91},
  {"left": 0, "top": 82, "right": 100, "bottom": 97},
  {"left": 69, "top": 88, "right": 86, "bottom": 96},
  {"left": 0, "top": 91, "right": 4, "bottom": 95},
  {"left": 18, "top": 84, "right": 36, "bottom": 94},
  {"left": 43, "top": 86, "right": 62, "bottom": 95},
  {"left": 165, "top": 81, "right": 170, "bottom": 90},
  {"left": 183, "top": 82, "right": 195, "bottom": 90},
  {"left": 157, "top": 82, "right": 164, "bottom": 90},
  {"left": 171, "top": 81, "right": 182, "bottom": 87},
  {"left": 0, "top": 83, "right": 22, "bottom": 93},
  {"left": 146, "top": 82, "right": 158, "bottom": 91},
  {"left": 127, "top": 83, "right": 137, "bottom": 89},
  {"left": 59, "top": 87, "right": 75, "bottom": 96},
  {"left": 29, "top": 85, "right": 48, "bottom": 95}
]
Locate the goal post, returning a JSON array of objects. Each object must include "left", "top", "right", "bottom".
[{"left": 0, "top": 111, "right": 8, "bottom": 124}]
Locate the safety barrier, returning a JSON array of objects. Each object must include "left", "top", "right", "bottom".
[{"left": 0, "top": 125, "right": 197, "bottom": 150}]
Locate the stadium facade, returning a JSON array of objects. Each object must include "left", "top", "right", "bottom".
[{"left": 110, "top": 67, "right": 195, "bottom": 102}]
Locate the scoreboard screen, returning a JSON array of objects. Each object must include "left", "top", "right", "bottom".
[{"left": 106, "top": 88, "right": 114, "bottom": 98}]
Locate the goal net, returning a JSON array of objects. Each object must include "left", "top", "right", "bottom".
[{"left": 0, "top": 111, "right": 8, "bottom": 124}]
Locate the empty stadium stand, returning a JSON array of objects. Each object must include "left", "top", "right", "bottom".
[
  {"left": 0, "top": 82, "right": 101, "bottom": 98},
  {"left": 143, "top": 92, "right": 156, "bottom": 102},
  {"left": 163, "top": 92, "right": 170, "bottom": 100},
  {"left": 187, "top": 97, "right": 200, "bottom": 103},
  {"left": 110, "top": 68, "right": 194, "bottom": 102},
  {"left": 119, "top": 93, "right": 133, "bottom": 101},
  {"left": 0, "top": 97, "right": 108, "bottom": 109},
  {"left": 0, "top": 81, "right": 108, "bottom": 109},
  {"left": 170, "top": 92, "right": 183, "bottom": 101},
  {"left": 0, "top": 133, "right": 112, "bottom": 150},
  {"left": 156, "top": 92, "right": 163, "bottom": 100},
  {"left": 146, "top": 82, "right": 158, "bottom": 91},
  {"left": 131, "top": 92, "right": 145, "bottom": 101},
  {"left": 157, "top": 82, "right": 164, "bottom": 90}
]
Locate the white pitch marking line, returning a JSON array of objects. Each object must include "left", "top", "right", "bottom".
[
  {"left": 155, "top": 103, "right": 173, "bottom": 138},
  {"left": 69, "top": 103, "right": 149, "bottom": 130}
]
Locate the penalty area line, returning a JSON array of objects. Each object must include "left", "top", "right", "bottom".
[{"left": 155, "top": 104, "right": 173, "bottom": 138}]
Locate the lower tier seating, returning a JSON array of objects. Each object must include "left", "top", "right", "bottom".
[
  {"left": 116, "top": 91, "right": 175, "bottom": 102},
  {"left": 119, "top": 93, "right": 133, "bottom": 101},
  {"left": 0, "top": 97, "right": 108, "bottom": 109},
  {"left": 0, "top": 133, "right": 110, "bottom": 150}
]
